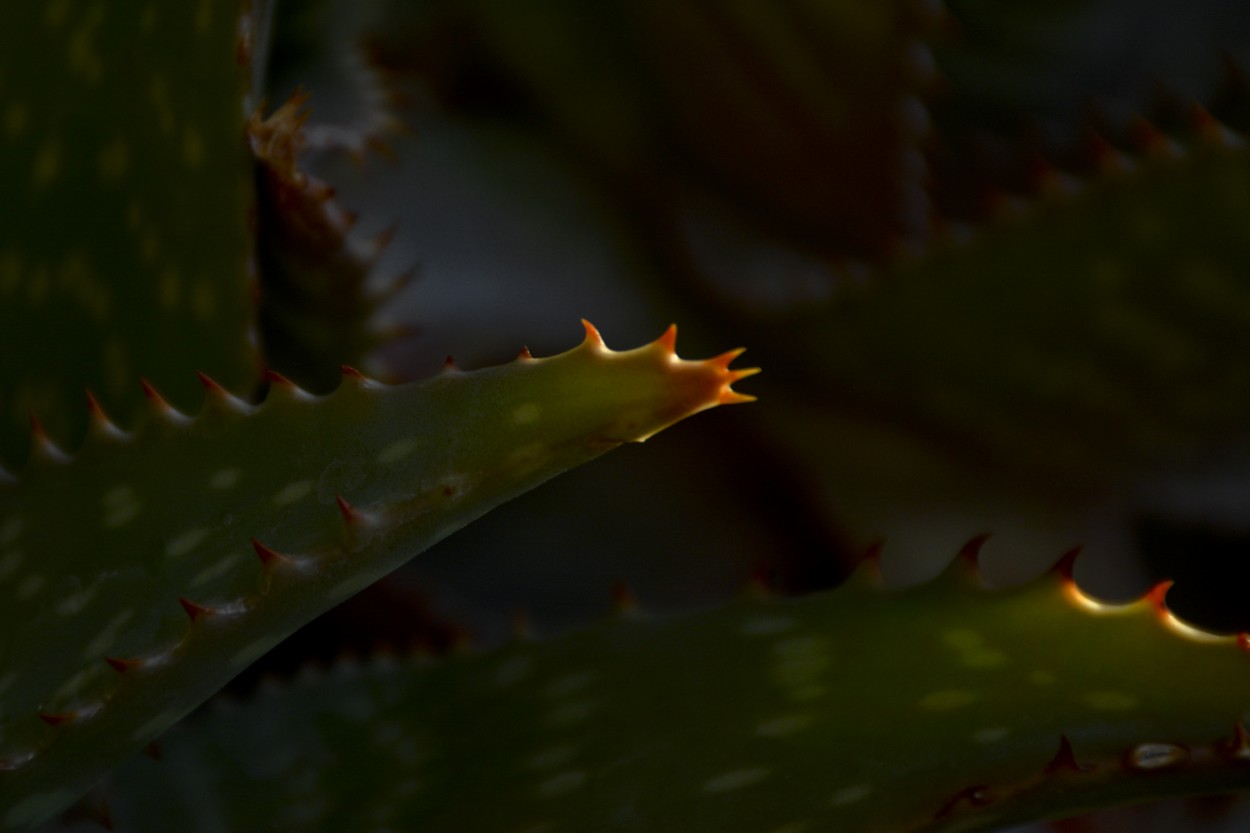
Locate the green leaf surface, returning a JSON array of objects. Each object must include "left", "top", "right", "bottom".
[
  {"left": 765, "top": 130, "right": 1250, "bottom": 487},
  {"left": 0, "top": 0, "right": 259, "bottom": 468},
  {"left": 0, "top": 324, "right": 756, "bottom": 831},
  {"left": 85, "top": 547, "right": 1250, "bottom": 833}
]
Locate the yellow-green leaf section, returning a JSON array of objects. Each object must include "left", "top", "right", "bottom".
[
  {"left": 0, "top": 324, "right": 756, "bottom": 831},
  {"left": 88, "top": 548, "right": 1250, "bottom": 833}
]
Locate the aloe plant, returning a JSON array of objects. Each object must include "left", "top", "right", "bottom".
[{"left": 5, "top": 2, "right": 1250, "bottom": 832}]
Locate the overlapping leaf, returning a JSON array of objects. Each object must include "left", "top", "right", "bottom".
[{"left": 86, "top": 546, "right": 1250, "bottom": 833}]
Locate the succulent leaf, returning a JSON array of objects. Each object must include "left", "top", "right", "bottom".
[
  {"left": 0, "top": 0, "right": 260, "bottom": 468},
  {"left": 87, "top": 547, "right": 1250, "bottom": 833},
  {"left": 765, "top": 127, "right": 1250, "bottom": 488},
  {"left": 0, "top": 324, "right": 755, "bottom": 831}
]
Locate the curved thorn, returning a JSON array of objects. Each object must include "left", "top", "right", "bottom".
[
  {"left": 263, "top": 369, "right": 294, "bottom": 387},
  {"left": 178, "top": 597, "right": 212, "bottom": 622},
  {"left": 1146, "top": 580, "right": 1174, "bottom": 615},
  {"left": 252, "top": 538, "right": 288, "bottom": 568},
  {"left": 613, "top": 580, "right": 639, "bottom": 615},
  {"left": 957, "top": 533, "right": 991, "bottom": 572},
  {"left": 195, "top": 371, "right": 226, "bottom": 395},
  {"left": 718, "top": 390, "right": 758, "bottom": 405},
  {"left": 104, "top": 656, "right": 145, "bottom": 674},
  {"left": 656, "top": 324, "right": 678, "bottom": 354},
  {"left": 340, "top": 364, "right": 366, "bottom": 380},
  {"left": 38, "top": 712, "right": 73, "bottom": 728},
  {"left": 1050, "top": 547, "right": 1083, "bottom": 581},
  {"left": 336, "top": 495, "right": 360, "bottom": 524},
  {"left": 517, "top": 346, "right": 534, "bottom": 361},
  {"left": 139, "top": 378, "right": 165, "bottom": 404},
  {"left": 1045, "top": 735, "right": 1094, "bottom": 774},
  {"left": 85, "top": 390, "right": 107, "bottom": 421},
  {"left": 580, "top": 319, "right": 605, "bottom": 348},
  {"left": 708, "top": 347, "right": 747, "bottom": 370}
]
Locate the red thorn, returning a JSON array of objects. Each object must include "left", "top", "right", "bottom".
[
  {"left": 38, "top": 712, "right": 73, "bottom": 728},
  {"left": 1050, "top": 547, "right": 1082, "bottom": 581},
  {"left": 195, "top": 371, "right": 228, "bottom": 395},
  {"left": 1238, "top": 633, "right": 1250, "bottom": 653},
  {"left": 139, "top": 378, "right": 166, "bottom": 404},
  {"left": 336, "top": 495, "right": 360, "bottom": 524},
  {"left": 85, "top": 390, "right": 107, "bottom": 420},
  {"left": 1224, "top": 721, "right": 1250, "bottom": 760},
  {"left": 957, "top": 534, "right": 991, "bottom": 572},
  {"left": 1045, "top": 735, "right": 1094, "bottom": 774},
  {"left": 252, "top": 538, "right": 288, "bottom": 567},
  {"left": 340, "top": 364, "right": 367, "bottom": 380},
  {"left": 28, "top": 410, "right": 48, "bottom": 439},
  {"left": 104, "top": 657, "right": 144, "bottom": 674},
  {"left": 443, "top": 355, "right": 459, "bottom": 371},
  {"left": 1146, "top": 580, "right": 1174, "bottom": 615},
  {"left": 263, "top": 369, "right": 294, "bottom": 386},
  {"left": 517, "top": 346, "right": 534, "bottom": 360},
  {"left": 178, "top": 597, "right": 212, "bottom": 621},
  {"left": 613, "top": 580, "right": 638, "bottom": 615},
  {"left": 580, "top": 319, "right": 605, "bottom": 348},
  {"left": 656, "top": 324, "right": 678, "bottom": 353}
]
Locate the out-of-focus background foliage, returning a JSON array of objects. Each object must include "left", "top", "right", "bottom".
[{"left": 248, "top": 0, "right": 1250, "bottom": 688}]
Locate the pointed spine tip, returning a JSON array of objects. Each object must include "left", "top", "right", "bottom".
[
  {"left": 195, "top": 371, "right": 226, "bottom": 394},
  {"left": 613, "top": 580, "right": 639, "bottom": 615},
  {"left": 656, "top": 324, "right": 678, "bottom": 353},
  {"left": 252, "top": 538, "right": 289, "bottom": 568},
  {"left": 957, "top": 533, "right": 990, "bottom": 571},
  {"left": 580, "top": 319, "right": 605, "bottom": 348},
  {"left": 443, "top": 355, "right": 460, "bottom": 372},
  {"left": 104, "top": 657, "right": 144, "bottom": 674},
  {"left": 1146, "top": 579, "right": 1174, "bottom": 615},
  {"left": 336, "top": 495, "right": 361, "bottom": 524},
  {"left": 340, "top": 364, "right": 366, "bottom": 380},
  {"left": 139, "top": 378, "right": 163, "bottom": 403},
  {"left": 1224, "top": 721, "right": 1250, "bottom": 760},
  {"left": 38, "top": 712, "right": 74, "bottom": 728},
  {"left": 178, "top": 597, "right": 213, "bottom": 621},
  {"left": 263, "top": 369, "right": 294, "bottom": 387},
  {"left": 1045, "top": 735, "right": 1094, "bottom": 774},
  {"left": 1051, "top": 547, "right": 1082, "bottom": 581},
  {"left": 517, "top": 346, "right": 534, "bottom": 361}
]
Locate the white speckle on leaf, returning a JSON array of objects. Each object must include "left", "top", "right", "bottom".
[
  {"left": 830, "top": 785, "right": 872, "bottom": 806},
  {"left": 512, "top": 402, "right": 541, "bottom": 424},
  {"left": 703, "top": 768, "right": 769, "bottom": 794},
  {"left": 1086, "top": 691, "right": 1137, "bottom": 711},
  {"left": 17, "top": 574, "right": 44, "bottom": 599},
  {"left": 273, "top": 480, "right": 313, "bottom": 506},
  {"left": 755, "top": 713, "right": 815, "bottom": 738},
  {"left": 209, "top": 468, "right": 240, "bottom": 490},
  {"left": 918, "top": 690, "right": 978, "bottom": 711},
  {"left": 377, "top": 438, "right": 419, "bottom": 464},
  {"left": 524, "top": 745, "right": 578, "bottom": 772},
  {"left": 536, "top": 771, "right": 586, "bottom": 798},
  {"left": 971, "top": 727, "right": 1010, "bottom": 744},
  {"left": 165, "top": 528, "right": 207, "bottom": 559},
  {"left": 740, "top": 616, "right": 795, "bottom": 636}
]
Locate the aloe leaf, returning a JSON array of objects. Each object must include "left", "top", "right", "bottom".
[
  {"left": 0, "top": 1, "right": 261, "bottom": 466},
  {"left": 762, "top": 127, "right": 1250, "bottom": 487},
  {"left": 81, "top": 545, "right": 1250, "bottom": 833},
  {"left": 0, "top": 324, "right": 756, "bottom": 831},
  {"left": 367, "top": 0, "right": 937, "bottom": 254}
]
